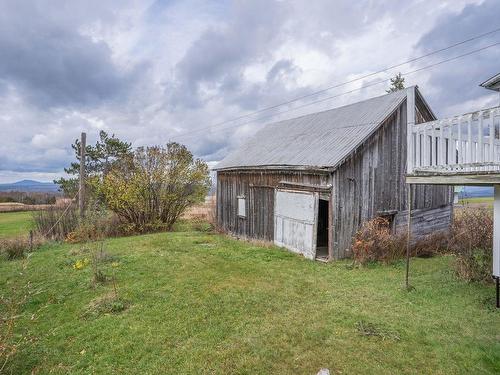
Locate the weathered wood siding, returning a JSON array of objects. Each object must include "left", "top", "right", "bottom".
[
  {"left": 394, "top": 205, "right": 453, "bottom": 239},
  {"left": 216, "top": 170, "right": 330, "bottom": 241},
  {"left": 331, "top": 99, "right": 453, "bottom": 258}
]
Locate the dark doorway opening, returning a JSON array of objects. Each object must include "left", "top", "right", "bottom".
[{"left": 316, "top": 199, "right": 329, "bottom": 260}]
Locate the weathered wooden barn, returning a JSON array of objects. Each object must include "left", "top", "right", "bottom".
[{"left": 215, "top": 87, "right": 453, "bottom": 260}]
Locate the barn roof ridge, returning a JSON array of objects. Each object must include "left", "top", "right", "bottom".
[{"left": 265, "top": 85, "right": 416, "bottom": 126}]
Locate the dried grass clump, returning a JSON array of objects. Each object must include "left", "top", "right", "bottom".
[
  {"left": 449, "top": 207, "right": 492, "bottom": 282},
  {"left": 80, "top": 293, "right": 128, "bottom": 320},
  {"left": 351, "top": 217, "right": 407, "bottom": 265},
  {"left": 0, "top": 234, "right": 45, "bottom": 260},
  {"left": 355, "top": 320, "right": 401, "bottom": 341}
]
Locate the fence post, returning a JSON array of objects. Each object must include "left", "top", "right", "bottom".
[
  {"left": 79, "top": 132, "right": 86, "bottom": 218},
  {"left": 29, "top": 230, "right": 33, "bottom": 252}
]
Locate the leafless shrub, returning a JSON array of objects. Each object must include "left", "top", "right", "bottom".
[
  {"left": 449, "top": 207, "right": 493, "bottom": 282},
  {"left": 352, "top": 216, "right": 453, "bottom": 265},
  {"left": 412, "top": 231, "right": 450, "bottom": 258},
  {"left": 351, "top": 217, "right": 407, "bottom": 264},
  {"left": 32, "top": 205, "right": 79, "bottom": 240}
]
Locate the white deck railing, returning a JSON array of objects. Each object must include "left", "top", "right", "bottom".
[{"left": 408, "top": 106, "right": 500, "bottom": 174}]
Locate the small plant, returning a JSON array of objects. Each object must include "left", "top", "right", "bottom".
[
  {"left": 89, "top": 242, "right": 115, "bottom": 286},
  {"left": 111, "top": 261, "right": 120, "bottom": 298},
  {"left": 92, "top": 269, "right": 107, "bottom": 284},
  {"left": 191, "top": 219, "right": 213, "bottom": 232},
  {"left": 73, "top": 258, "right": 89, "bottom": 270}
]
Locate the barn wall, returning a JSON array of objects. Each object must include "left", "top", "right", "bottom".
[
  {"left": 216, "top": 170, "right": 330, "bottom": 241},
  {"left": 394, "top": 205, "right": 453, "bottom": 238},
  {"left": 332, "top": 99, "right": 453, "bottom": 258}
]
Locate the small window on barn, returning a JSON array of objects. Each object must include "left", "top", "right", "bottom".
[{"left": 237, "top": 196, "right": 246, "bottom": 218}]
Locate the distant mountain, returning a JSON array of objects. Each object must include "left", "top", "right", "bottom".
[
  {"left": 458, "top": 186, "right": 493, "bottom": 198},
  {"left": 0, "top": 180, "right": 60, "bottom": 193}
]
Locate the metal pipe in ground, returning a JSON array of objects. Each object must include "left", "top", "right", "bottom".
[{"left": 406, "top": 184, "right": 412, "bottom": 290}]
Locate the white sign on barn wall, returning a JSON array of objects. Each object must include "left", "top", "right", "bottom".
[{"left": 274, "top": 189, "right": 318, "bottom": 260}]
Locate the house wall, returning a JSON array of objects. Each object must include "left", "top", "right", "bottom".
[
  {"left": 216, "top": 169, "right": 330, "bottom": 241},
  {"left": 331, "top": 99, "right": 453, "bottom": 258}
]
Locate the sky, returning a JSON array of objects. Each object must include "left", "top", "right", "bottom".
[{"left": 0, "top": 0, "right": 499, "bottom": 183}]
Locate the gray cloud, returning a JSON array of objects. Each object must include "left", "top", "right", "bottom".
[
  {"left": 0, "top": 0, "right": 496, "bottom": 182},
  {"left": 169, "top": 0, "right": 290, "bottom": 109},
  {"left": 0, "top": 1, "right": 140, "bottom": 108},
  {"left": 415, "top": 0, "right": 500, "bottom": 115}
]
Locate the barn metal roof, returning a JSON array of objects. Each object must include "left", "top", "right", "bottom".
[{"left": 215, "top": 88, "right": 413, "bottom": 171}]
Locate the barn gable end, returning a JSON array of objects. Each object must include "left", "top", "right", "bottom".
[{"left": 331, "top": 97, "right": 452, "bottom": 258}]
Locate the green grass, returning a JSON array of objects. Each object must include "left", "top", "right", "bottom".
[
  {"left": 1, "top": 229, "right": 499, "bottom": 374},
  {"left": 0, "top": 211, "right": 33, "bottom": 239}
]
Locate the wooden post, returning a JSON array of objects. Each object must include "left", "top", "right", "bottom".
[
  {"left": 493, "top": 185, "right": 500, "bottom": 308},
  {"left": 405, "top": 184, "right": 412, "bottom": 290},
  {"left": 493, "top": 186, "right": 500, "bottom": 279},
  {"left": 29, "top": 230, "right": 33, "bottom": 252},
  {"left": 79, "top": 132, "right": 86, "bottom": 218}
]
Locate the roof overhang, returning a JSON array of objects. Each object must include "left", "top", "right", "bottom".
[
  {"left": 480, "top": 73, "right": 500, "bottom": 92},
  {"left": 214, "top": 164, "right": 333, "bottom": 173}
]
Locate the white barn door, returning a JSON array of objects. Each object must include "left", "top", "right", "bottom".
[{"left": 274, "top": 189, "right": 318, "bottom": 259}]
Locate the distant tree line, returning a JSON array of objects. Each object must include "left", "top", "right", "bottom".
[{"left": 0, "top": 191, "right": 58, "bottom": 205}]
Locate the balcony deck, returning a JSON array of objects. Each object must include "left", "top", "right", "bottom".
[{"left": 406, "top": 105, "right": 500, "bottom": 185}]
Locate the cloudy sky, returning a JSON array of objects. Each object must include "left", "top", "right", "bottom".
[{"left": 0, "top": 0, "right": 499, "bottom": 183}]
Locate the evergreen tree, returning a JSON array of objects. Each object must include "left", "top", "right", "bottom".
[
  {"left": 386, "top": 73, "right": 405, "bottom": 93},
  {"left": 55, "top": 131, "right": 132, "bottom": 196}
]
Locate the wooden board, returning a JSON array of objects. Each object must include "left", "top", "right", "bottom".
[{"left": 274, "top": 189, "right": 318, "bottom": 259}]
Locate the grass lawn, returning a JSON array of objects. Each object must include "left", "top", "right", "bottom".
[
  {"left": 0, "top": 211, "right": 33, "bottom": 239},
  {"left": 1, "top": 228, "right": 499, "bottom": 374}
]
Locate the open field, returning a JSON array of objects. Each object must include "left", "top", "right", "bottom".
[
  {"left": 0, "top": 202, "right": 53, "bottom": 213},
  {"left": 0, "top": 199, "right": 72, "bottom": 213},
  {"left": 1, "top": 228, "right": 498, "bottom": 374},
  {"left": 458, "top": 196, "right": 494, "bottom": 208},
  {"left": 0, "top": 210, "right": 33, "bottom": 239}
]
